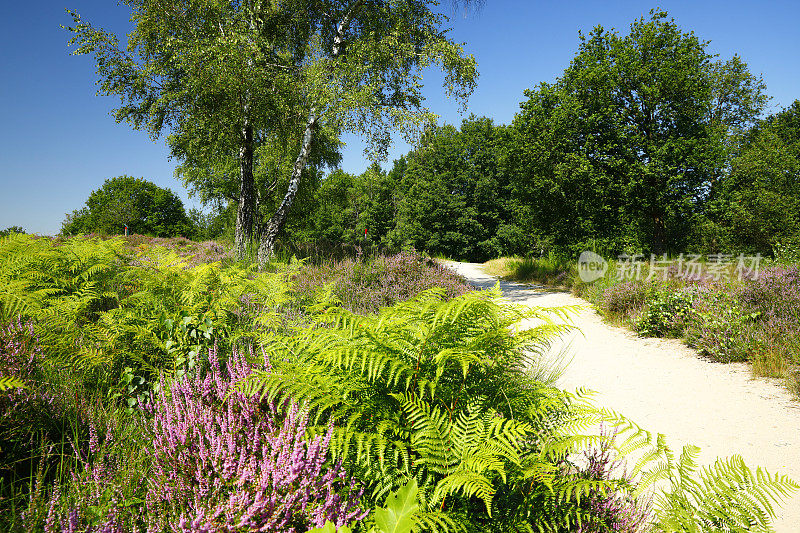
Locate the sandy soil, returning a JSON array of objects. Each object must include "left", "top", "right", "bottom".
[{"left": 444, "top": 261, "right": 800, "bottom": 532}]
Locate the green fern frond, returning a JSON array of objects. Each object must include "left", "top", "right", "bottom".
[
  {"left": 653, "top": 446, "right": 799, "bottom": 533},
  {"left": 0, "top": 375, "right": 27, "bottom": 391}
]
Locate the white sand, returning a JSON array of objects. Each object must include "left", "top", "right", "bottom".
[{"left": 444, "top": 261, "right": 800, "bottom": 532}]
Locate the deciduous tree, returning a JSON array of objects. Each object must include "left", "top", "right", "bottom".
[
  {"left": 509, "top": 9, "right": 767, "bottom": 255},
  {"left": 67, "top": 0, "right": 478, "bottom": 268},
  {"left": 61, "top": 176, "right": 191, "bottom": 237}
]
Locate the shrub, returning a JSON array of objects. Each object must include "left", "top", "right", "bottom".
[
  {"left": 636, "top": 286, "right": 695, "bottom": 337},
  {"left": 39, "top": 346, "right": 366, "bottom": 532},
  {"left": 682, "top": 288, "right": 759, "bottom": 363},
  {"left": 601, "top": 281, "right": 649, "bottom": 321},
  {"left": 291, "top": 252, "right": 473, "bottom": 314},
  {"left": 575, "top": 434, "right": 652, "bottom": 533},
  {"left": 738, "top": 265, "right": 800, "bottom": 323},
  {"left": 0, "top": 318, "right": 71, "bottom": 487}
]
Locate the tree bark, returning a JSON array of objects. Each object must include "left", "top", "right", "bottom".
[
  {"left": 257, "top": 112, "right": 317, "bottom": 268},
  {"left": 255, "top": 0, "right": 364, "bottom": 268},
  {"left": 652, "top": 208, "right": 666, "bottom": 255},
  {"left": 235, "top": 120, "right": 255, "bottom": 260}
]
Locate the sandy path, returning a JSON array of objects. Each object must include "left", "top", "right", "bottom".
[{"left": 444, "top": 261, "right": 800, "bottom": 532}]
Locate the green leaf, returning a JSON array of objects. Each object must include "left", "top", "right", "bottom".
[
  {"left": 307, "top": 521, "right": 351, "bottom": 533},
  {"left": 0, "top": 375, "right": 27, "bottom": 391},
  {"left": 374, "top": 479, "right": 419, "bottom": 533}
]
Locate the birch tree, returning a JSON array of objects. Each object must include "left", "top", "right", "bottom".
[
  {"left": 66, "top": 0, "right": 478, "bottom": 266},
  {"left": 254, "top": 0, "right": 478, "bottom": 267},
  {"left": 66, "top": 0, "right": 321, "bottom": 259}
]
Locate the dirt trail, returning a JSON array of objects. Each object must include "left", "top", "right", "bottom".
[{"left": 444, "top": 261, "right": 800, "bottom": 532}]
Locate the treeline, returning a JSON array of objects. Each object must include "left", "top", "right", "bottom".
[
  {"left": 297, "top": 102, "right": 800, "bottom": 262},
  {"left": 286, "top": 10, "right": 800, "bottom": 261},
  {"left": 60, "top": 10, "right": 799, "bottom": 262}
]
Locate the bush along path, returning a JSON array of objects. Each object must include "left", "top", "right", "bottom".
[{"left": 444, "top": 261, "right": 800, "bottom": 533}]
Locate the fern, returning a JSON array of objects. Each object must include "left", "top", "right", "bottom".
[
  {"left": 241, "top": 287, "right": 610, "bottom": 531},
  {"left": 0, "top": 375, "right": 27, "bottom": 391},
  {"left": 650, "top": 445, "right": 799, "bottom": 532},
  {"left": 0, "top": 235, "right": 292, "bottom": 387}
]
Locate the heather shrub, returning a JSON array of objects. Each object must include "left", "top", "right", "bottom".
[
  {"left": 575, "top": 435, "right": 652, "bottom": 533},
  {"left": 577, "top": 259, "right": 800, "bottom": 386},
  {"left": 0, "top": 318, "right": 74, "bottom": 491},
  {"left": 35, "top": 345, "right": 365, "bottom": 533},
  {"left": 682, "top": 288, "right": 758, "bottom": 363},
  {"left": 291, "top": 251, "right": 473, "bottom": 314},
  {"left": 738, "top": 265, "right": 800, "bottom": 324},
  {"left": 143, "top": 345, "right": 365, "bottom": 532},
  {"left": 600, "top": 281, "right": 649, "bottom": 324},
  {"left": 124, "top": 235, "right": 232, "bottom": 266}
]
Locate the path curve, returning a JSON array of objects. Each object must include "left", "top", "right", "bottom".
[{"left": 444, "top": 261, "right": 800, "bottom": 532}]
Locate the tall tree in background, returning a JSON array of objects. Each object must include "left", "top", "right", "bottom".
[
  {"left": 715, "top": 101, "right": 800, "bottom": 255},
  {"left": 253, "top": 0, "right": 478, "bottom": 267},
  {"left": 67, "top": 1, "right": 478, "bottom": 267},
  {"left": 510, "top": 9, "right": 767, "bottom": 255},
  {"left": 389, "top": 116, "right": 524, "bottom": 260}
]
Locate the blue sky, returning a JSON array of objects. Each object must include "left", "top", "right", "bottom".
[{"left": 1, "top": 1, "right": 798, "bottom": 235}]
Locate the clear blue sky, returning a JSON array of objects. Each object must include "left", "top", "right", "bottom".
[{"left": 1, "top": 1, "right": 798, "bottom": 235}]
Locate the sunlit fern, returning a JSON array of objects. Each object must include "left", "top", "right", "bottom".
[
  {"left": 239, "top": 286, "right": 620, "bottom": 531},
  {"left": 0, "top": 375, "right": 27, "bottom": 391}
]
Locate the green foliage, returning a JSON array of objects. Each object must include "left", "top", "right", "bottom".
[
  {"left": 309, "top": 480, "right": 421, "bottom": 533},
  {"left": 3, "top": 235, "right": 798, "bottom": 531},
  {"left": 508, "top": 9, "right": 767, "bottom": 256},
  {"left": 653, "top": 445, "right": 799, "bottom": 532},
  {"left": 484, "top": 255, "right": 574, "bottom": 287},
  {"left": 0, "top": 376, "right": 27, "bottom": 391},
  {"left": 636, "top": 285, "right": 695, "bottom": 337},
  {"left": 309, "top": 523, "right": 354, "bottom": 533},
  {"left": 67, "top": 0, "right": 479, "bottom": 264},
  {"left": 0, "top": 227, "right": 25, "bottom": 238},
  {"left": 305, "top": 165, "right": 399, "bottom": 248},
  {"left": 373, "top": 479, "right": 421, "bottom": 533},
  {"left": 0, "top": 234, "right": 291, "bottom": 392},
  {"left": 712, "top": 100, "right": 800, "bottom": 256},
  {"left": 388, "top": 117, "right": 527, "bottom": 261},
  {"left": 241, "top": 286, "right": 657, "bottom": 530},
  {"left": 684, "top": 294, "right": 761, "bottom": 363},
  {"left": 187, "top": 207, "right": 231, "bottom": 241},
  {"left": 61, "top": 176, "right": 192, "bottom": 237}
]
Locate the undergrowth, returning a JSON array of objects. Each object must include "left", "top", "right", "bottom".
[{"left": 1, "top": 235, "right": 797, "bottom": 531}]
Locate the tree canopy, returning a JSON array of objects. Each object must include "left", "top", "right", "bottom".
[
  {"left": 0, "top": 227, "right": 25, "bottom": 238},
  {"left": 61, "top": 176, "right": 192, "bottom": 237},
  {"left": 67, "top": 0, "right": 479, "bottom": 266},
  {"left": 387, "top": 116, "right": 525, "bottom": 260},
  {"left": 508, "top": 9, "right": 767, "bottom": 256},
  {"left": 711, "top": 100, "right": 800, "bottom": 255}
]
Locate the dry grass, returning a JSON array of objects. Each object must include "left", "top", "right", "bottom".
[
  {"left": 483, "top": 256, "right": 521, "bottom": 278},
  {"left": 483, "top": 255, "right": 574, "bottom": 287}
]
